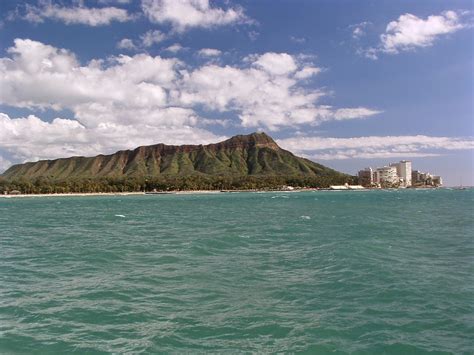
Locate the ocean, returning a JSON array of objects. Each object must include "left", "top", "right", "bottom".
[{"left": 0, "top": 189, "right": 472, "bottom": 353}]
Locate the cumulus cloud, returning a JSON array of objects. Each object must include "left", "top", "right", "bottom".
[
  {"left": 0, "top": 113, "right": 223, "bottom": 164},
  {"left": 1, "top": 39, "right": 175, "bottom": 113},
  {"left": 141, "top": 0, "right": 249, "bottom": 32},
  {"left": 197, "top": 48, "right": 222, "bottom": 57},
  {"left": 252, "top": 52, "right": 298, "bottom": 75},
  {"left": 23, "top": 1, "right": 132, "bottom": 26},
  {"left": 117, "top": 38, "right": 136, "bottom": 50},
  {"left": 117, "top": 30, "right": 167, "bottom": 51},
  {"left": 1, "top": 40, "right": 378, "bottom": 128},
  {"left": 174, "top": 53, "right": 376, "bottom": 129},
  {"left": 277, "top": 135, "right": 474, "bottom": 160},
  {"left": 0, "top": 39, "right": 381, "bottom": 164},
  {"left": 358, "top": 10, "right": 468, "bottom": 59},
  {"left": 381, "top": 11, "right": 465, "bottom": 53},
  {"left": 140, "top": 30, "right": 167, "bottom": 47}
]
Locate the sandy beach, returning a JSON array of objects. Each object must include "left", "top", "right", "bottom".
[
  {"left": 0, "top": 192, "right": 146, "bottom": 198},
  {"left": 0, "top": 190, "right": 244, "bottom": 198},
  {"left": 0, "top": 189, "right": 318, "bottom": 198}
]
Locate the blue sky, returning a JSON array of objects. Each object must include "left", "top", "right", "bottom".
[{"left": 0, "top": 0, "right": 472, "bottom": 185}]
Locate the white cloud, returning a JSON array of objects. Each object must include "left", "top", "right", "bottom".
[
  {"left": 381, "top": 11, "right": 465, "bottom": 53},
  {"left": 351, "top": 21, "right": 371, "bottom": 39},
  {"left": 140, "top": 30, "right": 167, "bottom": 47},
  {"left": 0, "top": 39, "right": 381, "bottom": 164},
  {"left": 197, "top": 48, "right": 222, "bottom": 57},
  {"left": 0, "top": 38, "right": 181, "bottom": 123},
  {"left": 333, "top": 108, "right": 381, "bottom": 120},
  {"left": 358, "top": 10, "right": 468, "bottom": 59},
  {"left": 315, "top": 151, "right": 442, "bottom": 160},
  {"left": 357, "top": 47, "right": 379, "bottom": 60},
  {"left": 117, "top": 30, "right": 167, "bottom": 51},
  {"left": 23, "top": 1, "right": 132, "bottom": 26},
  {"left": 165, "top": 43, "right": 185, "bottom": 53},
  {"left": 352, "top": 27, "right": 364, "bottom": 39},
  {"left": 0, "top": 113, "right": 223, "bottom": 164},
  {"left": 117, "top": 38, "right": 137, "bottom": 50},
  {"left": 252, "top": 52, "right": 298, "bottom": 76},
  {"left": 175, "top": 54, "right": 379, "bottom": 129},
  {"left": 294, "top": 66, "right": 322, "bottom": 79},
  {"left": 141, "top": 0, "right": 249, "bottom": 32},
  {"left": 98, "top": 0, "right": 131, "bottom": 4},
  {"left": 277, "top": 135, "right": 474, "bottom": 160}
]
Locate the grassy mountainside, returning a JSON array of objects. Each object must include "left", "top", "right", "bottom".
[{"left": 2, "top": 132, "right": 346, "bottom": 181}]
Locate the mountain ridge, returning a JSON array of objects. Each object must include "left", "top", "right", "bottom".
[{"left": 2, "top": 132, "right": 348, "bottom": 183}]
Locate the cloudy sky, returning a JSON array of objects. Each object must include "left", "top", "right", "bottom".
[{"left": 0, "top": 0, "right": 472, "bottom": 185}]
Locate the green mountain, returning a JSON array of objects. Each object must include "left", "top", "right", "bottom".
[{"left": 2, "top": 133, "right": 345, "bottom": 181}]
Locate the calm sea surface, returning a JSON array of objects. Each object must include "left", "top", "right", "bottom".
[{"left": 0, "top": 189, "right": 473, "bottom": 354}]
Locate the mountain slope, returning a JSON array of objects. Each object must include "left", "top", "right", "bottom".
[{"left": 2, "top": 133, "right": 345, "bottom": 180}]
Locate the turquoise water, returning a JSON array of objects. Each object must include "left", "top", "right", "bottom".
[{"left": 0, "top": 189, "right": 473, "bottom": 353}]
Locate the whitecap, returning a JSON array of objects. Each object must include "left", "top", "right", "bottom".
[
  {"left": 115, "top": 214, "right": 126, "bottom": 218},
  {"left": 300, "top": 216, "right": 311, "bottom": 220}
]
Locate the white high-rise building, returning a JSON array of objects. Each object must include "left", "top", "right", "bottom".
[
  {"left": 390, "top": 160, "right": 412, "bottom": 187},
  {"left": 375, "top": 166, "right": 398, "bottom": 186}
]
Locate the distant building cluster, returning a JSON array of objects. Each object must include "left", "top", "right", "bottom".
[
  {"left": 412, "top": 170, "right": 443, "bottom": 187},
  {"left": 358, "top": 161, "right": 442, "bottom": 188}
]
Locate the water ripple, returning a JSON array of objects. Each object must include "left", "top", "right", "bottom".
[{"left": 0, "top": 190, "right": 473, "bottom": 353}]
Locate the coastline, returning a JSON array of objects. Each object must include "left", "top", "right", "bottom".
[
  {"left": 0, "top": 186, "right": 456, "bottom": 198},
  {"left": 0, "top": 192, "right": 146, "bottom": 198},
  {"left": 0, "top": 189, "right": 313, "bottom": 198}
]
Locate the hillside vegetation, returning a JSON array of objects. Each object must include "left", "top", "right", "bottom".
[{"left": 1, "top": 133, "right": 354, "bottom": 193}]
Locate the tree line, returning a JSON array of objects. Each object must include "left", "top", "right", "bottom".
[{"left": 0, "top": 174, "right": 357, "bottom": 194}]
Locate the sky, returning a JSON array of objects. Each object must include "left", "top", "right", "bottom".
[{"left": 0, "top": 0, "right": 473, "bottom": 186}]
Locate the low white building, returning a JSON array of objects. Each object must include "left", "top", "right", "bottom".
[{"left": 329, "top": 185, "right": 348, "bottom": 190}]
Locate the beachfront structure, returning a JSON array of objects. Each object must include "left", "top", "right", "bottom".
[
  {"left": 432, "top": 176, "right": 443, "bottom": 186},
  {"left": 358, "top": 162, "right": 441, "bottom": 188},
  {"left": 359, "top": 162, "right": 411, "bottom": 187},
  {"left": 412, "top": 170, "right": 443, "bottom": 186},
  {"left": 390, "top": 160, "right": 412, "bottom": 187},
  {"left": 374, "top": 166, "right": 398, "bottom": 186},
  {"left": 358, "top": 167, "right": 373, "bottom": 187},
  {"left": 329, "top": 184, "right": 365, "bottom": 190},
  {"left": 412, "top": 170, "right": 423, "bottom": 184}
]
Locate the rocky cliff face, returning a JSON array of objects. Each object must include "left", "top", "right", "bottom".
[{"left": 2, "top": 132, "right": 344, "bottom": 180}]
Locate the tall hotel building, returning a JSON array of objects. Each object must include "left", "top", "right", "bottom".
[
  {"left": 375, "top": 166, "right": 398, "bottom": 185},
  {"left": 358, "top": 161, "right": 413, "bottom": 187},
  {"left": 390, "top": 160, "right": 412, "bottom": 187}
]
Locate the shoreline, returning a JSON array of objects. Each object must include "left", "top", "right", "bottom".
[
  {"left": 0, "top": 189, "right": 315, "bottom": 198},
  {"left": 0, "top": 190, "right": 307, "bottom": 198},
  {"left": 0, "top": 186, "right": 456, "bottom": 198},
  {"left": 0, "top": 192, "right": 146, "bottom": 198}
]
